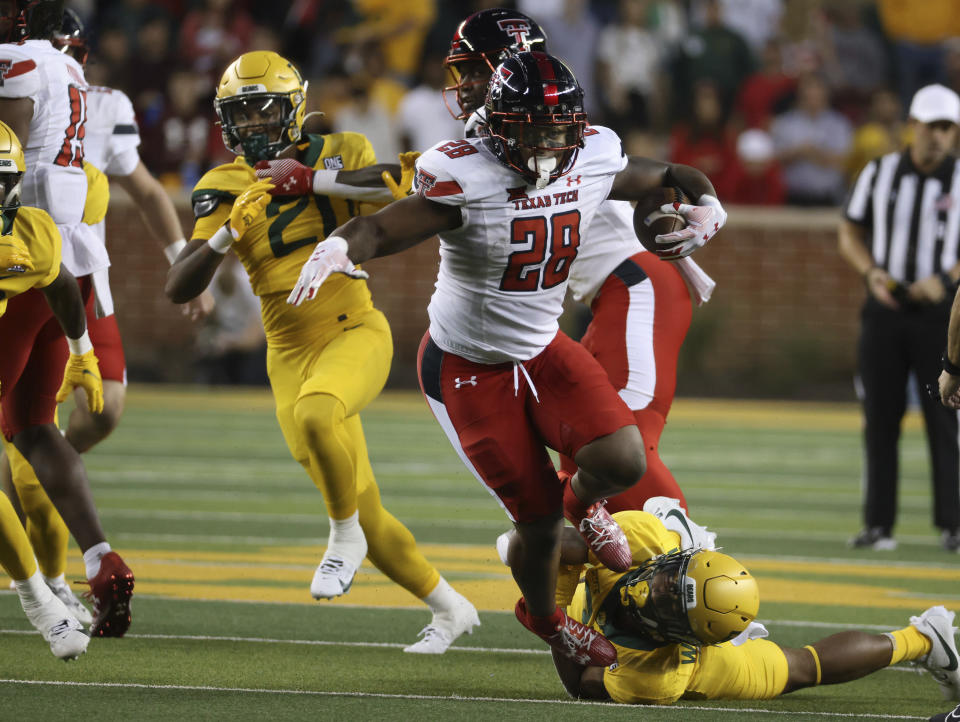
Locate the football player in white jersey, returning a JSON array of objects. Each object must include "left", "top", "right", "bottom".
[
  {"left": 0, "top": 8, "right": 210, "bottom": 626},
  {"left": 273, "top": 51, "right": 726, "bottom": 665},
  {"left": 0, "top": 0, "right": 135, "bottom": 637},
  {"left": 444, "top": 8, "right": 718, "bottom": 515}
]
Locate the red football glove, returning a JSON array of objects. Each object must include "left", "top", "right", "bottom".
[{"left": 254, "top": 158, "right": 314, "bottom": 196}]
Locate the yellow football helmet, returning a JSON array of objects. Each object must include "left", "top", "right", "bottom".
[
  {"left": 0, "top": 120, "right": 26, "bottom": 223},
  {"left": 214, "top": 51, "right": 307, "bottom": 162},
  {"left": 617, "top": 548, "right": 758, "bottom": 647}
]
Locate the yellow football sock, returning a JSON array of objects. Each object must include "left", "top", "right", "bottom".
[
  {"left": 358, "top": 477, "right": 439, "bottom": 600},
  {"left": 0, "top": 491, "right": 37, "bottom": 581},
  {"left": 5, "top": 439, "right": 69, "bottom": 578},
  {"left": 887, "top": 626, "right": 933, "bottom": 664},
  {"left": 294, "top": 393, "right": 359, "bottom": 520}
]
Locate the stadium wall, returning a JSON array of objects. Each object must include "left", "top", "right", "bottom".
[{"left": 106, "top": 194, "right": 862, "bottom": 399}]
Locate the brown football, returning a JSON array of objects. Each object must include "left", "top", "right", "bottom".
[{"left": 633, "top": 187, "right": 690, "bottom": 256}]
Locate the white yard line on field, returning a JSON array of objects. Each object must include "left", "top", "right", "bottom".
[{"left": 0, "top": 678, "right": 928, "bottom": 718}]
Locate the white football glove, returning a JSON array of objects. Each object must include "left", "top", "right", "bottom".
[
  {"left": 287, "top": 236, "right": 368, "bottom": 306},
  {"left": 642, "top": 496, "right": 717, "bottom": 550},
  {"left": 654, "top": 194, "right": 727, "bottom": 260}
]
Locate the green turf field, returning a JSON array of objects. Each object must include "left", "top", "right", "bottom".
[{"left": 1, "top": 387, "right": 956, "bottom": 720}]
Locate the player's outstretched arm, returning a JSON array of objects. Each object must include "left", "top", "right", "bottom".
[
  {"left": 255, "top": 152, "right": 420, "bottom": 202},
  {"left": 288, "top": 194, "right": 461, "bottom": 305}
]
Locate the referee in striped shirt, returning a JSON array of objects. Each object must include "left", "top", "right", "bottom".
[{"left": 840, "top": 84, "right": 960, "bottom": 553}]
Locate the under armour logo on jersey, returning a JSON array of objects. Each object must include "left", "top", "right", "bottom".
[
  {"left": 566, "top": 175, "right": 581, "bottom": 186},
  {"left": 454, "top": 376, "right": 478, "bottom": 388},
  {"left": 497, "top": 18, "right": 532, "bottom": 47}
]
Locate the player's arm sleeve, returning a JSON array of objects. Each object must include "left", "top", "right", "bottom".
[
  {"left": 843, "top": 158, "right": 877, "bottom": 227},
  {"left": 189, "top": 188, "right": 234, "bottom": 241},
  {"left": 104, "top": 90, "right": 141, "bottom": 177},
  {"left": 411, "top": 146, "right": 469, "bottom": 225},
  {"left": 0, "top": 51, "right": 42, "bottom": 100}
]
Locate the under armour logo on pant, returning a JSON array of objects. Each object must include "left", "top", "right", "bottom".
[{"left": 454, "top": 376, "right": 478, "bottom": 388}]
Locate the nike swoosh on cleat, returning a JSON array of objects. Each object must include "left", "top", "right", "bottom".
[
  {"left": 931, "top": 627, "right": 960, "bottom": 672},
  {"left": 665, "top": 509, "right": 694, "bottom": 540}
]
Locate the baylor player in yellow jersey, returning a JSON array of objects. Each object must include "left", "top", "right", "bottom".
[
  {"left": 499, "top": 505, "right": 960, "bottom": 705},
  {"left": 166, "top": 51, "right": 478, "bottom": 653}
]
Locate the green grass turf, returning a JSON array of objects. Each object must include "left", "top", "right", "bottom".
[{"left": 0, "top": 386, "right": 953, "bottom": 720}]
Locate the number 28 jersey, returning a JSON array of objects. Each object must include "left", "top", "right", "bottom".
[{"left": 416, "top": 126, "right": 627, "bottom": 364}]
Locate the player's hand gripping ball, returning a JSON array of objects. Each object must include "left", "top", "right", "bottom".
[{"left": 633, "top": 187, "right": 690, "bottom": 259}]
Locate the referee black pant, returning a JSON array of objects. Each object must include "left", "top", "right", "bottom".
[{"left": 858, "top": 298, "right": 960, "bottom": 534}]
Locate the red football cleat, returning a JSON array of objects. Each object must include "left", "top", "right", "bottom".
[
  {"left": 515, "top": 598, "right": 617, "bottom": 667},
  {"left": 85, "top": 551, "right": 135, "bottom": 637},
  {"left": 572, "top": 499, "right": 633, "bottom": 572}
]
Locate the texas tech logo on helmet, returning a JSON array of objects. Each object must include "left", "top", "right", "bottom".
[{"left": 497, "top": 18, "right": 532, "bottom": 47}]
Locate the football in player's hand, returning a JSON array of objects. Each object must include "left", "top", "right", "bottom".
[{"left": 633, "top": 187, "right": 690, "bottom": 256}]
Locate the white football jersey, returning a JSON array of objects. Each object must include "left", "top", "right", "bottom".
[
  {"left": 416, "top": 126, "right": 627, "bottom": 363},
  {"left": 0, "top": 39, "right": 104, "bottom": 276},
  {"left": 83, "top": 86, "right": 140, "bottom": 177}
]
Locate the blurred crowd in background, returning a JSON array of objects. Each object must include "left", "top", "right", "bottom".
[{"left": 69, "top": 0, "right": 960, "bottom": 207}]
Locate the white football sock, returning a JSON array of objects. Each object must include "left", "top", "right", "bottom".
[
  {"left": 43, "top": 573, "right": 67, "bottom": 587},
  {"left": 422, "top": 577, "right": 460, "bottom": 614},
  {"left": 83, "top": 541, "right": 112, "bottom": 579},
  {"left": 15, "top": 570, "right": 54, "bottom": 611},
  {"left": 326, "top": 511, "right": 365, "bottom": 566}
]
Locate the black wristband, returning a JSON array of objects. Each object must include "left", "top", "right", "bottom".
[{"left": 944, "top": 351, "right": 960, "bottom": 376}]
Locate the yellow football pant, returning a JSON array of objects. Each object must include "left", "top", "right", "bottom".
[
  {"left": 684, "top": 639, "right": 790, "bottom": 700},
  {"left": 269, "top": 307, "right": 438, "bottom": 599},
  {"left": 0, "top": 487, "right": 38, "bottom": 580},
  {"left": 2, "top": 435, "right": 69, "bottom": 579}
]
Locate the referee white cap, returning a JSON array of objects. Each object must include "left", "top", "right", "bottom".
[{"left": 909, "top": 84, "right": 960, "bottom": 124}]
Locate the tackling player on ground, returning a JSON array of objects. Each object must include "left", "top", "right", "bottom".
[
  {"left": 166, "top": 50, "right": 478, "bottom": 653},
  {"left": 443, "top": 8, "right": 719, "bottom": 514},
  {"left": 0, "top": 0, "right": 134, "bottom": 637},
  {"left": 280, "top": 51, "right": 725, "bottom": 664},
  {"left": 499, "top": 505, "right": 960, "bottom": 705}
]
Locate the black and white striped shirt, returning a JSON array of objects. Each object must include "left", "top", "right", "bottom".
[{"left": 844, "top": 151, "right": 960, "bottom": 283}]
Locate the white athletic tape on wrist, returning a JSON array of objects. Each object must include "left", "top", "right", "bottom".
[
  {"left": 312, "top": 169, "right": 396, "bottom": 202},
  {"left": 67, "top": 330, "right": 93, "bottom": 355},
  {"left": 207, "top": 225, "right": 233, "bottom": 254},
  {"left": 163, "top": 239, "right": 187, "bottom": 265}
]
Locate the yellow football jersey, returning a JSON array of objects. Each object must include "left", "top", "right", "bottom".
[
  {"left": 0, "top": 206, "right": 62, "bottom": 316},
  {"left": 568, "top": 511, "right": 696, "bottom": 705},
  {"left": 190, "top": 132, "right": 376, "bottom": 304},
  {"left": 82, "top": 161, "right": 110, "bottom": 225}
]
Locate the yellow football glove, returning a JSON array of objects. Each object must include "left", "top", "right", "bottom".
[
  {"left": 0, "top": 234, "right": 34, "bottom": 273},
  {"left": 229, "top": 180, "right": 275, "bottom": 240},
  {"left": 381, "top": 151, "right": 420, "bottom": 200},
  {"left": 56, "top": 349, "right": 104, "bottom": 414}
]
